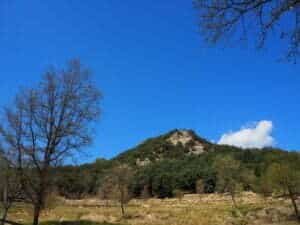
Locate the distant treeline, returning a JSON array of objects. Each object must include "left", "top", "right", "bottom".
[{"left": 54, "top": 147, "right": 300, "bottom": 199}]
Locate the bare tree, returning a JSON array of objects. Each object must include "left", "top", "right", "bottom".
[
  {"left": 98, "top": 175, "right": 115, "bottom": 207},
  {"left": 0, "top": 59, "right": 101, "bottom": 225},
  {"left": 100, "top": 165, "right": 133, "bottom": 217},
  {"left": 194, "top": 0, "right": 300, "bottom": 62},
  {"left": 213, "top": 156, "right": 243, "bottom": 208},
  {"left": 264, "top": 163, "right": 300, "bottom": 220}
]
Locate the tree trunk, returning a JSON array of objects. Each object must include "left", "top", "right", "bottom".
[
  {"left": 290, "top": 194, "right": 299, "bottom": 220},
  {"left": 33, "top": 172, "right": 47, "bottom": 225},
  {"left": 32, "top": 204, "right": 41, "bottom": 225},
  {"left": 121, "top": 202, "right": 125, "bottom": 217},
  {"left": 287, "top": 186, "right": 299, "bottom": 220},
  {"left": 1, "top": 207, "right": 9, "bottom": 225},
  {"left": 1, "top": 180, "right": 9, "bottom": 225},
  {"left": 230, "top": 192, "right": 238, "bottom": 209}
]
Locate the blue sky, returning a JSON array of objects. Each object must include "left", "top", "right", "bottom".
[{"left": 1, "top": 1, "right": 300, "bottom": 161}]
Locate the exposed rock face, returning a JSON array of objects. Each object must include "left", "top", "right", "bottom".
[
  {"left": 167, "top": 130, "right": 205, "bottom": 155},
  {"left": 115, "top": 129, "right": 212, "bottom": 166},
  {"left": 136, "top": 157, "right": 151, "bottom": 166},
  {"left": 167, "top": 130, "right": 194, "bottom": 145},
  {"left": 190, "top": 145, "right": 205, "bottom": 155}
]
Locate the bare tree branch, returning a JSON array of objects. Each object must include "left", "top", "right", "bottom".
[{"left": 194, "top": 0, "right": 300, "bottom": 62}]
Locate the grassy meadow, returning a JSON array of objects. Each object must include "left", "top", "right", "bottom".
[{"left": 4, "top": 192, "right": 299, "bottom": 225}]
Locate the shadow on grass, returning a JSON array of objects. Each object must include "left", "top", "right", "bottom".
[{"left": 38, "top": 221, "right": 123, "bottom": 225}]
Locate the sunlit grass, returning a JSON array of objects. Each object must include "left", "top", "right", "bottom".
[
  {"left": 5, "top": 193, "right": 298, "bottom": 225},
  {"left": 35, "top": 221, "right": 122, "bottom": 225}
]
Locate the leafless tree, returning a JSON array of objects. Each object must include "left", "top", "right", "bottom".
[
  {"left": 194, "top": 0, "right": 300, "bottom": 62},
  {"left": 0, "top": 59, "right": 101, "bottom": 225},
  {"left": 100, "top": 165, "right": 133, "bottom": 217},
  {"left": 264, "top": 163, "right": 300, "bottom": 220},
  {"left": 213, "top": 156, "right": 243, "bottom": 208}
]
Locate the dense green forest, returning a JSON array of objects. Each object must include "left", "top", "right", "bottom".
[{"left": 53, "top": 129, "right": 300, "bottom": 199}]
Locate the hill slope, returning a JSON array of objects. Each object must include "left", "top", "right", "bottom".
[
  {"left": 114, "top": 129, "right": 213, "bottom": 165},
  {"left": 55, "top": 129, "right": 300, "bottom": 199}
]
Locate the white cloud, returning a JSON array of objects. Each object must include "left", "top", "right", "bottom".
[{"left": 218, "top": 120, "right": 274, "bottom": 149}]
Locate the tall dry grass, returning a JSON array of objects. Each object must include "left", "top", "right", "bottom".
[{"left": 6, "top": 192, "right": 298, "bottom": 225}]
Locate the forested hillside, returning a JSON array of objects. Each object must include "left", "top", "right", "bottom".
[{"left": 54, "top": 129, "right": 300, "bottom": 200}]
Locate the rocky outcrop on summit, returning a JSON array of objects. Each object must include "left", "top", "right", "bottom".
[
  {"left": 167, "top": 130, "right": 205, "bottom": 155},
  {"left": 114, "top": 129, "right": 212, "bottom": 165}
]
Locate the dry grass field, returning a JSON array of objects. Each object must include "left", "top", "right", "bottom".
[{"left": 5, "top": 192, "right": 300, "bottom": 225}]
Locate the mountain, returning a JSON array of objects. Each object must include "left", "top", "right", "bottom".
[
  {"left": 55, "top": 129, "right": 300, "bottom": 199},
  {"left": 113, "top": 129, "right": 291, "bottom": 166},
  {"left": 114, "top": 129, "right": 214, "bottom": 166}
]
